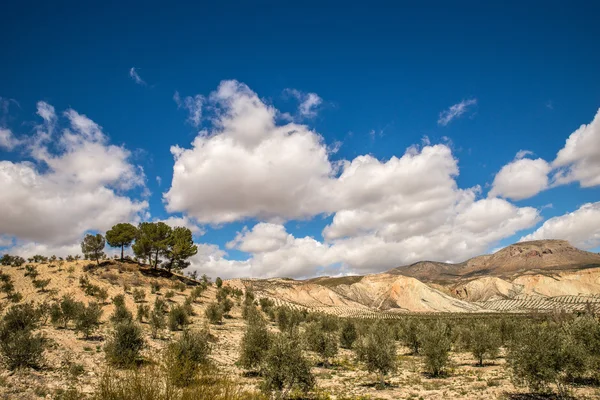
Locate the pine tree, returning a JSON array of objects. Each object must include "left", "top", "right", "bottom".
[
  {"left": 105, "top": 223, "right": 137, "bottom": 262},
  {"left": 81, "top": 234, "right": 106, "bottom": 266}
]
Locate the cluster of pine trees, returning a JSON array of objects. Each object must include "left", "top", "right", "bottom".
[{"left": 81, "top": 222, "right": 198, "bottom": 272}]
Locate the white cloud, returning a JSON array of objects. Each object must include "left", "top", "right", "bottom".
[
  {"left": 165, "top": 80, "right": 334, "bottom": 223},
  {"left": 173, "top": 91, "right": 204, "bottom": 127},
  {"left": 521, "top": 202, "right": 600, "bottom": 250},
  {"left": 488, "top": 153, "right": 551, "bottom": 200},
  {"left": 154, "top": 216, "right": 204, "bottom": 235},
  {"left": 0, "top": 128, "right": 20, "bottom": 150},
  {"left": 156, "top": 176, "right": 162, "bottom": 186},
  {"left": 0, "top": 102, "right": 148, "bottom": 250},
  {"left": 165, "top": 82, "right": 539, "bottom": 278},
  {"left": 129, "top": 67, "right": 146, "bottom": 86},
  {"left": 438, "top": 98, "right": 477, "bottom": 126},
  {"left": 285, "top": 88, "right": 323, "bottom": 118},
  {"left": 553, "top": 108, "right": 600, "bottom": 188}
]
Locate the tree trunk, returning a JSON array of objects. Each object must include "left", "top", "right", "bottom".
[{"left": 121, "top": 245, "right": 124, "bottom": 262}]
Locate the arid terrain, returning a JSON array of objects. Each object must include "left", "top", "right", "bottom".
[{"left": 1, "top": 239, "right": 600, "bottom": 399}]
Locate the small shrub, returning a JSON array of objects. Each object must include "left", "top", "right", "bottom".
[
  {"left": 340, "top": 320, "right": 358, "bottom": 349},
  {"left": 421, "top": 320, "right": 452, "bottom": 377},
  {"left": 75, "top": 302, "right": 103, "bottom": 338},
  {"left": 137, "top": 304, "right": 150, "bottom": 323},
  {"left": 304, "top": 322, "right": 338, "bottom": 366},
  {"left": 165, "top": 290, "right": 175, "bottom": 300},
  {"left": 262, "top": 332, "right": 314, "bottom": 396},
  {"left": 104, "top": 321, "right": 145, "bottom": 367},
  {"left": 110, "top": 303, "right": 133, "bottom": 325},
  {"left": 355, "top": 320, "right": 397, "bottom": 385},
  {"left": 239, "top": 311, "right": 271, "bottom": 372},
  {"left": 0, "top": 303, "right": 46, "bottom": 370},
  {"left": 468, "top": 321, "right": 501, "bottom": 366},
  {"left": 165, "top": 329, "right": 211, "bottom": 387},
  {"left": 149, "top": 307, "right": 166, "bottom": 338},
  {"left": 168, "top": 304, "right": 190, "bottom": 331},
  {"left": 32, "top": 278, "right": 51, "bottom": 292},
  {"left": 205, "top": 302, "right": 223, "bottom": 325},
  {"left": 132, "top": 288, "right": 146, "bottom": 303}
]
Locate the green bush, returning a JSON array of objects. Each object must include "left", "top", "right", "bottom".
[
  {"left": 239, "top": 312, "right": 271, "bottom": 372},
  {"left": 132, "top": 288, "right": 146, "bottom": 303},
  {"left": 261, "top": 332, "right": 314, "bottom": 396},
  {"left": 355, "top": 320, "right": 397, "bottom": 385},
  {"left": 51, "top": 295, "right": 84, "bottom": 329},
  {"left": 75, "top": 302, "right": 104, "bottom": 338},
  {"left": 304, "top": 322, "right": 338, "bottom": 366},
  {"left": 150, "top": 307, "right": 166, "bottom": 339},
  {"left": 339, "top": 320, "right": 358, "bottom": 349},
  {"left": 507, "top": 322, "right": 587, "bottom": 396},
  {"left": 402, "top": 318, "right": 424, "bottom": 355},
  {"left": 421, "top": 320, "right": 452, "bottom": 377},
  {"left": 104, "top": 321, "right": 145, "bottom": 367},
  {"left": 165, "top": 329, "right": 211, "bottom": 387},
  {"left": 137, "top": 304, "right": 150, "bottom": 323},
  {"left": 110, "top": 302, "right": 133, "bottom": 325},
  {"left": 0, "top": 303, "right": 46, "bottom": 370},
  {"left": 468, "top": 321, "right": 501, "bottom": 366},
  {"left": 168, "top": 304, "right": 190, "bottom": 331},
  {"left": 205, "top": 302, "right": 223, "bottom": 325},
  {"left": 32, "top": 278, "right": 51, "bottom": 292}
]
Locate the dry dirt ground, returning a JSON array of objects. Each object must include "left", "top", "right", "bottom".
[{"left": 1, "top": 260, "right": 599, "bottom": 399}]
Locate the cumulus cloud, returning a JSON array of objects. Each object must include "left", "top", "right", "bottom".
[
  {"left": 489, "top": 153, "right": 551, "bottom": 200},
  {"left": 285, "top": 89, "right": 323, "bottom": 118},
  {"left": 438, "top": 98, "right": 477, "bottom": 126},
  {"left": 165, "top": 81, "right": 541, "bottom": 278},
  {"left": 553, "top": 108, "right": 600, "bottom": 188},
  {"left": 489, "top": 109, "right": 600, "bottom": 201},
  {"left": 0, "top": 128, "right": 20, "bottom": 150},
  {"left": 0, "top": 101, "right": 147, "bottom": 252},
  {"left": 521, "top": 202, "right": 600, "bottom": 250},
  {"left": 129, "top": 67, "right": 146, "bottom": 86},
  {"left": 165, "top": 80, "right": 334, "bottom": 223},
  {"left": 154, "top": 216, "right": 205, "bottom": 235},
  {"left": 173, "top": 91, "right": 204, "bottom": 127}
]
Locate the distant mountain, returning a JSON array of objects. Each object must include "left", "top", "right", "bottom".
[
  {"left": 234, "top": 240, "right": 600, "bottom": 314},
  {"left": 388, "top": 240, "right": 600, "bottom": 283}
]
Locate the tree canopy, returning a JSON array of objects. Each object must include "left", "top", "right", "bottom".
[
  {"left": 106, "top": 223, "right": 138, "bottom": 261},
  {"left": 81, "top": 234, "right": 106, "bottom": 265}
]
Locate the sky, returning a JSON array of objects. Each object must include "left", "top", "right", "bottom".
[{"left": 1, "top": 1, "right": 600, "bottom": 279}]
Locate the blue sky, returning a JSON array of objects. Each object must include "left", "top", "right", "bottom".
[{"left": 1, "top": 1, "right": 599, "bottom": 278}]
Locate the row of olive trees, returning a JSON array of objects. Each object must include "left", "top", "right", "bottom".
[
  {"left": 80, "top": 221, "right": 198, "bottom": 272},
  {"left": 236, "top": 302, "right": 600, "bottom": 397}
]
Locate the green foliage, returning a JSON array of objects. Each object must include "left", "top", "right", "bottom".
[
  {"left": 165, "top": 329, "right": 212, "bottom": 387},
  {"left": 304, "top": 322, "right": 338, "bottom": 366},
  {"left": 105, "top": 223, "right": 138, "bottom": 261},
  {"left": 32, "top": 278, "right": 51, "bottom": 292},
  {"left": 104, "top": 321, "right": 145, "bottom": 367},
  {"left": 24, "top": 265, "right": 38, "bottom": 279},
  {"left": 163, "top": 227, "right": 198, "bottom": 272},
  {"left": 215, "top": 277, "right": 223, "bottom": 288},
  {"left": 401, "top": 318, "right": 424, "bottom": 355},
  {"left": 355, "top": 320, "right": 397, "bottom": 384},
  {"left": 75, "top": 302, "right": 104, "bottom": 338},
  {"left": 132, "top": 288, "right": 146, "bottom": 303},
  {"left": 165, "top": 290, "right": 175, "bottom": 300},
  {"left": 51, "top": 295, "right": 84, "bottom": 329},
  {"left": 421, "top": 320, "right": 452, "bottom": 377},
  {"left": 137, "top": 304, "right": 150, "bottom": 323},
  {"left": 0, "top": 303, "right": 46, "bottom": 370},
  {"left": 149, "top": 302, "right": 166, "bottom": 338},
  {"left": 507, "top": 321, "right": 587, "bottom": 396},
  {"left": 81, "top": 234, "right": 106, "bottom": 265},
  {"left": 467, "top": 321, "right": 501, "bottom": 366},
  {"left": 339, "top": 320, "right": 358, "bottom": 349},
  {"left": 132, "top": 222, "right": 172, "bottom": 268},
  {"left": 205, "top": 302, "right": 223, "bottom": 325},
  {"left": 239, "top": 311, "right": 271, "bottom": 371},
  {"left": 168, "top": 304, "right": 190, "bottom": 331},
  {"left": 261, "top": 332, "right": 314, "bottom": 397},
  {"left": 110, "top": 297, "right": 133, "bottom": 325}
]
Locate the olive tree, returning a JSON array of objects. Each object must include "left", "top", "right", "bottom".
[{"left": 355, "top": 320, "right": 397, "bottom": 386}]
